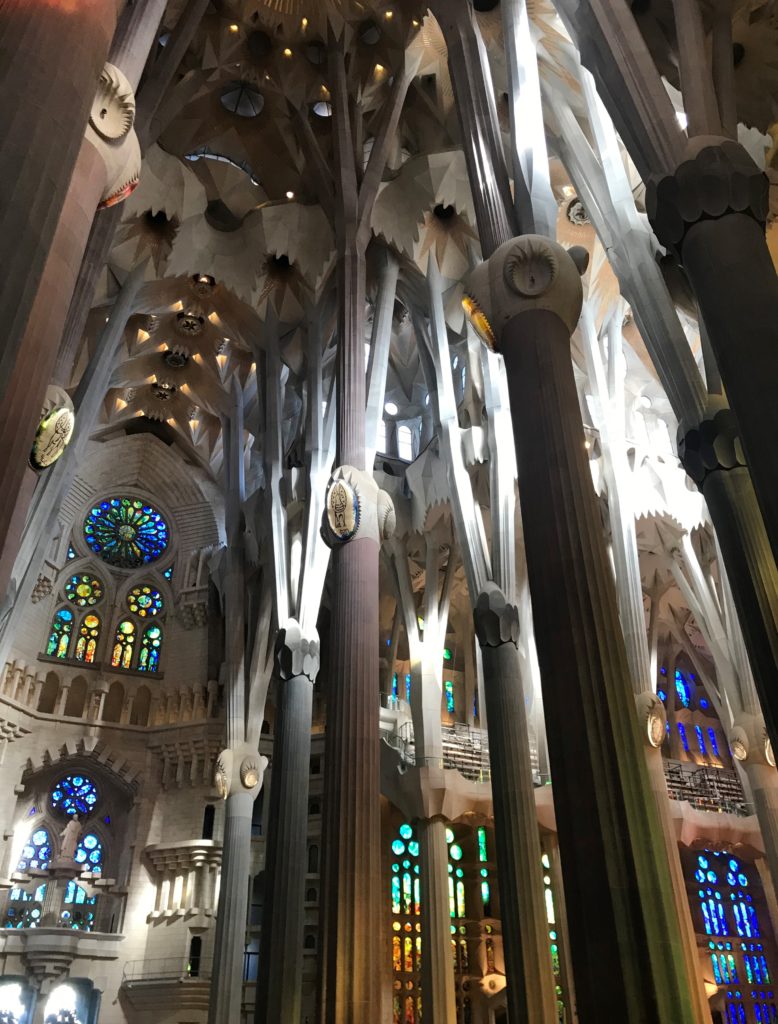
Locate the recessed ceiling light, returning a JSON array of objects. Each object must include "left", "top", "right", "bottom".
[
  {"left": 285, "top": 190, "right": 295, "bottom": 199},
  {"left": 229, "top": 23, "right": 239, "bottom": 33},
  {"left": 384, "top": 401, "right": 398, "bottom": 415}
]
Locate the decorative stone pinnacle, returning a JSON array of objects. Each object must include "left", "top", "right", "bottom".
[
  {"left": 677, "top": 395, "right": 746, "bottom": 486},
  {"left": 321, "top": 465, "right": 396, "bottom": 547},
  {"left": 646, "top": 138, "right": 768, "bottom": 258},
  {"left": 85, "top": 63, "right": 141, "bottom": 210},
  {"left": 275, "top": 619, "right": 320, "bottom": 682},
  {"left": 473, "top": 582, "right": 519, "bottom": 648},
  {"left": 462, "top": 234, "right": 589, "bottom": 350}
]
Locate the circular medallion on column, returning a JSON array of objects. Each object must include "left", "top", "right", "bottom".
[
  {"left": 30, "top": 406, "right": 75, "bottom": 471},
  {"left": 325, "top": 477, "right": 359, "bottom": 542}
]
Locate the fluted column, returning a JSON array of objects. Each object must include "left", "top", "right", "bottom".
[
  {"left": 464, "top": 235, "right": 696, "bottom": 1022},
  {"left": 255, "top": 623, "right": 319, "bottom": 1024},
  {"left": 679, "top": 403, "right": 778, "bottom": 755},
  {"left": 0, "top": 0, "right": 119, "bottom": 402},
  {"left": 474, "top": 587, "right": 557, "bottom": 1024},
  {"left": 319, "top": 468, "right": 395, "bottom": 1023},
  {"left": 417, "top": 817, "right": 457, "bottom": 1024},
  {"left": 209, "top": 791, "right": 253, "bottom": 1023},
  {"left": 647, "top": 140, "right": 778, "bottom": 564}
]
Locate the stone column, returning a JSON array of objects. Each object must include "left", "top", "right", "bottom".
[
  {"left": 0, "top": 61, "right": 141, "bottom": 598},
  {"left": 255, "top": 623, "right": 319, "bottom": 1024},
  {"left": 0, "top": 0, "right": 119, "bottom": 403},
  {"left": 678, "top": 401, "right": 778, "bottom": 754},
  {"left": 647, "top": 140, "right": 778, "bottom": 563},
  {"left": 428, "top": 0, "right": 518, "bottom": 257},
  {"left": 319, "top": 468, "right": 395, "bottom": 1023},
  {"left": 474, "top": 586, "right": 557, "bottom": 1024},
  {"left": 55, "top": 683, "right": 71, "bottom": 718},
  {"left": 417, "top": 816, "right": 457, "bottom": 1024},
  {"left": 209, "top": 749, "right": 267, "bottom": 1024},
  {"left": 464, "top": 236, "right": 697, "bottom": 1022}
]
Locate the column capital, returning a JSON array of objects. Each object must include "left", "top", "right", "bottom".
[
  {"left": 473, "top": 583, "right": 519, "bottom": 649},
  {"left": 321, "top": 465, "right": 395, "bottom": 547},
  {"left": 646, "top": 138, "right": 768, "bottom": 258},
  {"left": 730, "top": 713, "right": 775, "bottom": 768},
  {"left": 462, "top": 235, "right": 589, "bottom": 350},
  {"left": 678, "top": 395, "right": 747, "bottom": 487},
  {"left": 214, "top": 743, "right": 268, "bottom": 800},
  {"left": 275, "top": 620, "right": 320, "bottom": 683}
]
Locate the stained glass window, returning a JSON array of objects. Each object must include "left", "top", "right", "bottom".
[
  {"left": 390, "top": 822, "right": 421, "bottom": 1024},
  {"left": 84, "top": 496, "right": 169, "bottom": 568},
  {"left": 391, "top": 673, "right": 398, "bottom": 700},
  {"left": 66, "top": 545, "right": 77, "bottom": 561},
  {"left": 127, "top": 584, "right": 163, "bottom": 617},
  {"left": 46, "top": 608, "right": 73, "bottom": 659},
  {"left": 447, "top": 829, "right": 466, "bottom": 919},
  {"left": 163, "top": 565, "right": 174, "bottom": 581},
  {"left": 74, "top": 615, "right": 100, "bottom": 664},
  {"left": 696, "top": 725, "right": 707, "bottom": 757},
  {"left": 112, "top": 620, "right": 135, "bottom": 669},
  {"left": 64, "top": 574, "right": 103, "bottom": 608},
  {"left": 51, "top": 775, "right": 99, "bottom": 817},
  {"left": 689, "top": 850, "right": 777, "bottom": 1022},
  {"left": 74, "top": 833, "right": 102, "bottom": 874},
  {"left": 17, "top": 829, "right": 51, "bottom": 871},
  {"left": 62, "top": 880, "right": 96, "bottom": 931},
  {"left": 138, "top": 624, "right": 162, "bottom": 672},
  {"left": 445, "top": 680, "right": 455, "bottom": 714},
  {"left": 675, "top": 669, "right": 691, "bottom": 707},
  {"left": 405, "top": 673, "right": 411, "bottom": 703},
  {"left": 678, "top": 723, "right": 690, "bottom": 753},
  {"left": 709, "top": 728, "right": 721, "bottom": 758}
]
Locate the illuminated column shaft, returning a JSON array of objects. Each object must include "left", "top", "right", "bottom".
[
  {"left": 465, "top": 236, "right": 696, "bottom": 1022},
  {"left": 475, "top": 589, "right": 558, "bottom": 1024},
  {"left": 417, "top": 816, "right": 457, "bottom": 1024},
  {"left": 255, "top": 626, "right": 318, "bottom": 1024},
  {"left": 208, "top": 791, "right": 253, "bottom": 1024}
]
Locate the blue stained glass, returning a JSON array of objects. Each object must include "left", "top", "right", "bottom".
[
  {"left": 84, "top": 496, "right": 169, "bottom": 568},
  {"left": 700, "top": 698, "right": 709, "bottom": 709},
  {"left": 138, "top": 624, "right": 162, "bottom": 672},
  {"left": 405, "top": 673, "right": 411, "bottom": 703},
  {"left": 51, "top": 775, "right": 99, "bottom": 817},
  {"left": 445, "top": 680, "right": 455, "bottom": 714},
  {"left": 399, "top": 824, "right": 413, "bottom": 840},
  {"left": 127, "top": 584, "right": 163, "bottom": 617},
  {"left": 695, "top": 725, "right": 707, "bottom": 757},
  {"left": 391, "top": 673, "right": 398, "bottom": 699},
  {"left": 17, "top": 828, "right": 51, "bottom": 871},
  {"left": 392, "top": 840, "right": 405, "bottom": 856},
  {"left": 74, "top": 833, "right": 102, "bottom": 874},
  {"left": 678, "top": 723, "right": 690, "bottom": 753},
  {"left": 46, "top": 608, "right": 73, "bottom": 659},
  {"left": 709, "top": 728, "right": 720, "bottom": 757},
  {"left": 675, "top": 670, "right": 691, "bottom": 707},
  {"left": 66, "top": 545, "right": 77, "bottom": 561},
  {"left": 712, "top": 954, "right": 723, "bottom": 984},
  {"left": 163, "top": 565, "right": 174, "bottom": 581},
  {"left": 657, "top": 689, "right": 667, "bottom": 703}
]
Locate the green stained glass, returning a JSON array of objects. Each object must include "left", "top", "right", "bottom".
[
  {"left": 84, "top": 496, "right": 168, "bottom": 568},
  {"left": 64, "top": 573, "right": 103, "bottom": 607},
  {"left": 478, "top": 827, "right": 487, "bottom": 862}
]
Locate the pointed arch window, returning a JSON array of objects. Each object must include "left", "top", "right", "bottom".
[
  {"left": 390, "top": 822, "right": 421, "bottom": 1024},
  {"left": 74, "top": 614, "right": 100, "bottom": 664},
  {"left": 138, "top": 624, "right": 162, "bottom": 672},
  {"left": 17, "top": 828, "right": 51, "bottom": 871},
  {"left": 397, "top": 424, "right": 414, "bottom": 462},
  {"left": 111, "top": 620, "right": 135, "bottom": 668},
  {"left": 46, "top": 609, "right": 74, "bottom": 659}
]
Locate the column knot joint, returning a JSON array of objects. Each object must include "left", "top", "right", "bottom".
[
  {"left": 321, "top": 465, "right": 395, "bottom": 547},
  {"left": 275, "top": 619, "right": 320, "bottom": 683},
  {"left": 473, "top": 583, "right": 519, "bottom": 648},
  {"left": 678, "top": 396, "right": 747, "bottom": 487},
  {"left": 646, "top": 138, "right": 768, "bottom": 259}
]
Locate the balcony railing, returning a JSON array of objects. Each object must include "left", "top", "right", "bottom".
[
  {"left": 122, "top": 956, "right": 213, "bottom": 983},
  {"left": 663, "top": 759, "right": 751, "bottom": 816}
]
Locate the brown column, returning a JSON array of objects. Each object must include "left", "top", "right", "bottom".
[
  {"left": 0, "top": 0, "right": 119, "bottom": 403},
  {"left": 464, "top": 236, "right": 697, "bottom": 1023}
]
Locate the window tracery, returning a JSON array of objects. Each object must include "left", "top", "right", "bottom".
[
  {"left": 64, "top": 574, "right": 103, "bottom": 608},
  {"left": 111, "top": 620, "right": 135, "bottom": 669},
  {"left": 83, "top": 496, "right": 168, "bottom": 568},
  {"left": 46, "top": 609, "right": 74, "bottom": 659},
  {"left": 74, "top": 615, "right": 100, "bottom": 664}
]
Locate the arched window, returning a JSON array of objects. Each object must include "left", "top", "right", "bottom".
[
  {"left": 675, "top": 669, "right": 691, "bottom": 707},
  {"left": 17, "top": 828, "right": 51, "bottom": 871},
  {"left": 376, "top": 418, "right": 387, "bottom": 454},
  {"left": 74, "top": 614, "right": 100, "bottom": 664},
  {"left": 397, "top": 424, "right": 414, "bottom": 462},
  {"left": 688, "top": 850, "right": 776, "bottom": 1023},
  {"left": 74, "top": 833, "right": 103, "bottom": 874},
  {"left": 131, "top": 685, "right": 151, "bottom": 726},
  {"left": 447, "top": 828, "right": 466, "bottom": 919},
  {"left": 138, "top": 623, "right": 162, "bottom": 672},
  {"left": 46, "top": 609, "right": 73, "bottom": 659},
  {"left": 112, "top": 620, "right": 135, "bottom": 669},
  {"left": 51, "top": 775, "right": 99, "bottom": 818},
  {"left": 390, "top": 823, "right": 421, "bottom": 1024}
]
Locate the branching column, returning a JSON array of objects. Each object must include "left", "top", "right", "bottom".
[
  {"left": 474, "top": 585, "right": 557, "bottom": 1024},
  {"left": 255, "top": 623, "right": 319, "bottom": 1024},
  {"left": 464, "top": 236, "right": 696, "bottom": 1022},
  {"left": 647, "top": 140, "right": 778, "bottom": 565}
]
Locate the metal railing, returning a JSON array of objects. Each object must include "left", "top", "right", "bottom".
[
  {"left": 122, "top": 956, "right": 213, "bottom": 983},
  {"left": 663, "top": 760, "right": 752, "bottom": 816}
]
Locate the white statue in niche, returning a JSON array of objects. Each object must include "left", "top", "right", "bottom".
[{"left": 59, "top": 817, "right": 81, "bottom": 862}]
